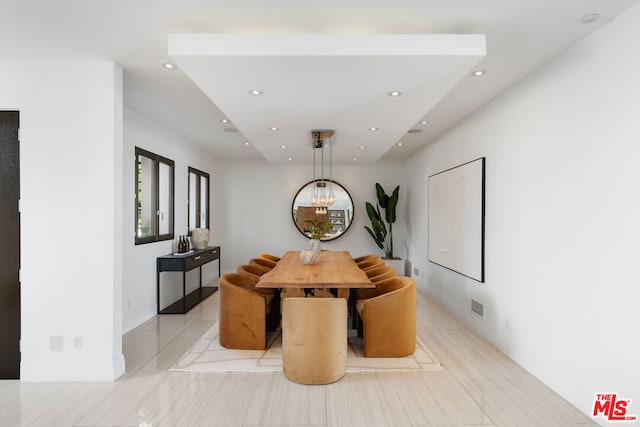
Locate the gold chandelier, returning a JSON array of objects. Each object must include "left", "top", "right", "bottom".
[{"left": 310, "top": 130, "right": 335, "bottom": 215}]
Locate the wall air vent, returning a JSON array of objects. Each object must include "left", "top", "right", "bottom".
[{"left": 471, "top": 299, "right": 484, "bottom": 318}]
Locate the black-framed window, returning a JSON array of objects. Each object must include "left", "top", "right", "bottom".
[
  {"left": 188, "top": 166, "right": 210, "bottom": 234},
  {"left": 135, "top": 147, "right": 175, "bottom": 244}
]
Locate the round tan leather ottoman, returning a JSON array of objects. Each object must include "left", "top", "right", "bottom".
[{"left": 282, "top": 297, "right": 347, "bottom": 384}]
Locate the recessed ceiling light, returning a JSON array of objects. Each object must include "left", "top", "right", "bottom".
[
  {"left": 270, "top": 126, "right": 279, "bottom": 131},
  {"left": 359, "top": 145, "right": 366, "bottom": 149},
  {"left": 580, "top": 13, "right": 599, "bottom": 23},
  {"left": 244, "top": 142, "right": 251, "bottom": 146},
  {"left": 249, "top": 89, "right": 263, "bottom": 96},
  {"left": 221, "top": 119, "right": 229, "bottom": 124},
  {"left": 280, "top": 145, "right": 287, "bottom": 149},
  {"left": 161, "top": 62, "right": 177, "bottom": 70},
  {"left": 421, "top": 120, "right": 429, "bottom": 125},
  {"left": 388, "top": 91, "right": 402, "bottom": 97},
  {"left": 471, "top": 69, "right": 486, "bottom": 77},
  {"left": 397, "top": 142, "right": 403, "bottom": 147},
  {"left": 288, "top": 157, "right": 293, "bottom": 162},
  {"left": 369, "top": 127, "right": 379, "bottom": 131},
  {"left": 352, "top": 158, "right": 358, "bottom": 162}
]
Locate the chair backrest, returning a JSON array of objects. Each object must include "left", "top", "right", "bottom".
[
  {"left": 364, "top": 265, "right": 394, "bottom": 279},
  {"left": 219, "top": 273, "right": 268, "bottom": 350},
  {"left": 220, "top": 272, "right": 260, "bottom": 291},
  {"left": 250, "top": 257, "right": 277, "bottom": 269},
  {"left": 282, "top": 297, "right": 347, "bottom": 384},
  {"left": 353, "top": 254, "right": 379, "bottom": 264},
  {"left": 258, "top": 253, "right": 281, "bottom": 262},
  {"left": 237, "top": 264, "right": 269, "bottom": 278},
  {"left": 369, "top": 266, "right": 396, "bottom": 283},
  {"left": 359, "top": 258, "right": 385, "bottom": 271},
  {"left": 367, "top": 275, "right": 414, "bottom": 295},
  {"left": 359, "top": 276, "right": 415, "bottom": 357},
  {"left": 357, "top": 275, "right": 411, "bottom": 300}
]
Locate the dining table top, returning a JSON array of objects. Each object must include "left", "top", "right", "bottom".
[{"left": 256, "top": 250, "right": 375, "bottom": 289}]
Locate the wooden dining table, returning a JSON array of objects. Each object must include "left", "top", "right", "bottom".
[
  {"left": 255, "top": 250, "right": 374, "bottom": 290},
  {"left": 256, "top": 250, "right": 374, "bottom": 330}
]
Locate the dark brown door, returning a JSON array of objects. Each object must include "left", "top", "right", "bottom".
[{"left": 0, "top": 111, "right": 20, "bottom": 379}]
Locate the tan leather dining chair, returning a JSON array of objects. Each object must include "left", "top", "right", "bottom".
[
  {"left": 282, "top": 297, "right": 347, "bottom": 384},
  {"left": 219, "top": 273, "right": 279, "bottom": 350},
  {"left": 358, "top": 258, "right": 385, "bottom": 271},
  {"left": 250, "top": 257, "right": 277, "bottom": 270},
  {"left": 237, "top": 263, "right": 270, "bottom": 279},
  {"left": 364, "top": 265, "right": 396, "bottom": 284},
  {"left": 353, "top": 254, "right": 379, "bottom": 264},
  {"left": 258, "top": 253, "right": 281, "bottom": 263},
  {"left": 236, "top": 264, "right": 276, "bottom": 295},
  {"left": 355, "top": 276, "right": 416, "bottom": 357}
]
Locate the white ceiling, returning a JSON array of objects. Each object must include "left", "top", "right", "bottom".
[
  {"left": 170, "top": 34, "right": 485, "bottom": 163},
  {"left": 1, "top": 0, "right": 638, "bottom": 163}
]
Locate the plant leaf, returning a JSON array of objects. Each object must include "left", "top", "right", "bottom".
[
  {"left": 375, "top": 183, "right": 388, "bottom": 209},
  {"left": 386, "top": 185, "right": 399, "bottom": 224},
  {"left": 371, "top": 216, "right": 387, "bottom": 240},
  {"left": 365, "top": 202, "right": 381, "bottom": 222},
  {"left": 364, "top": 226, "right": 384, "bottom": 249}
]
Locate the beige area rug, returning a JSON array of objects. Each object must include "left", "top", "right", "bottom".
[{"left": 170, "top": 322, "right": 443, "bottom": 373}]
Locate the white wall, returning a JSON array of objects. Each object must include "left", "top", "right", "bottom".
[
  {"left": 213, "top": 159, "right": 405, "bottom": 273},
  {"left": 0, "top": 61, "right": 125, "bottom": 381},
  {"left": 404, "top": 3, "right": 640, "bottom": 421},
  {"left": 122, "top": 107, "right": 218, "bottom": 333},
  {"left": 121, "top": 124, "right": 405, "bottom": 331}
]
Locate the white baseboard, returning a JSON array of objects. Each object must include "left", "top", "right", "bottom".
[{"left": 20, "top": 353, "right": 125, "bottom": 382}]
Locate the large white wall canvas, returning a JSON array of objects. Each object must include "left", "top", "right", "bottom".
[{"left": 428, "top": 157, "right": 485, "bottom": 282}]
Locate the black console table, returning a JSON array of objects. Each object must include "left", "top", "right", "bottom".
[{"left": 156, "top": 246, "right": 221, "bottom": 314}]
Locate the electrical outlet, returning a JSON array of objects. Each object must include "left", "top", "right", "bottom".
[{"left": 73, "top": 336, "right": 83, "bottom": 349}]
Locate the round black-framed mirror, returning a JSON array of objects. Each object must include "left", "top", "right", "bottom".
[{"left": 291, "top": 180, "right": 354, "bottom": 241}]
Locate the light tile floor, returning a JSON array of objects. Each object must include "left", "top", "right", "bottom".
[{"left": 0, "top": 289, "right": 597, "bottom": 426}]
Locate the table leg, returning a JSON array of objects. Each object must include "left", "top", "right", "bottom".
[
  {"left": 350, "top": 288, "right": 360, "bottom": 330},
  {"left": 157, "top": 271, "right": 161, "bottom": 314},
  {"left": 182, "top": 271, "right": 186, "bottom": 313}
]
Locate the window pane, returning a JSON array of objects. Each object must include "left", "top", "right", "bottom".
[
  {"left": 189, "top": 171, "right": 198, "bottom": 231},
  {"left": 135, "top": 147, "right": 174, "bottom": 244},
  {"left": 158, "top": 161, "right": 172, "bottom": 235},
  {"left": 200, "top": 175, "right": 208, "bottom": 228},
  {"left": 137, "top": 155, "right": 154, "bottom": 238}
]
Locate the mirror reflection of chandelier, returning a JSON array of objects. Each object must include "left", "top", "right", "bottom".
[{"left": 310, "top": 130, "right": 336, "bottom": 215}]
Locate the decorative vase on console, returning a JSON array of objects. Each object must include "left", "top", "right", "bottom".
[{"left": 191, "top": 228, "right": 210, "bottom": 250}]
